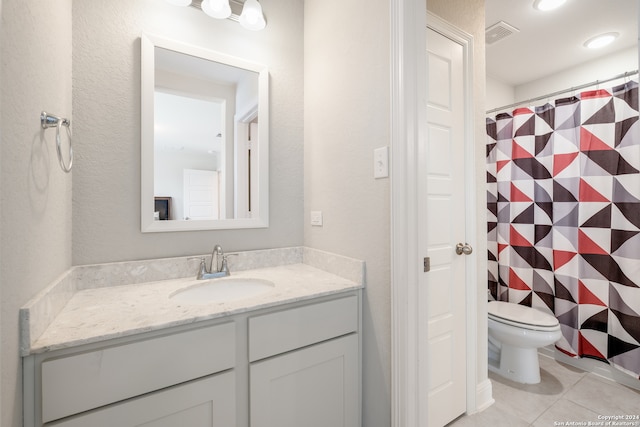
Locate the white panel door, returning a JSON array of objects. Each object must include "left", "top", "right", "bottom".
[
  {"left": 183, "top": 169, "right": 219, "bottom": 220},
  {"left": 420, "top": 27, "right": 467, "bottom": 427}
]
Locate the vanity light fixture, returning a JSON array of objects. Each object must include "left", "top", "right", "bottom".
[
  {"left": 238, "top": 0, "right": 266, "bottom": 31},
  {"left": 533, "top": 0, "right": 566, "bottom": 11},
  {"left": 166, "top": 0, "right": 192, "bottom": 6},
  {"left": 165, "top": 0, "right": 266, "bottom": 31},
  {"left": 202, "top": 0, "right": 232, "bottom": 19},
  {"left": 584, "top": 32, "right": 619, "bottom": 49}
]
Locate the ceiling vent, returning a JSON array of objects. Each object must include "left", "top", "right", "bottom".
[{"left": 485, "top": 21, "right": 520, "bottom": 45}]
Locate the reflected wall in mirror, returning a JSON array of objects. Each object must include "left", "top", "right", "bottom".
[{"left": 141, "top": 33, "right": 269, "bottom": 232}]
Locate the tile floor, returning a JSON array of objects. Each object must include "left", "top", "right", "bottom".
[{"left": 449, "top": 354, "right": 640, "bottom": 426}]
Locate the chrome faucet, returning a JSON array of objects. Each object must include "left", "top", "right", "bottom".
[{"left": 195, "top": 244, "right": 231, "bottom": 280}]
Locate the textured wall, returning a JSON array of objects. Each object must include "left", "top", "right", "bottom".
[
  {"left": 427, "top": 0, "right": 490, "bottom": 395},
  {"left": 0, "top": 1, "right": 73, "bottom": 426},
  {"left": 303, "top": 0, "right": 391, "bottom": 425},
  {"left": 72, "top": 0, "right": 304, "bottom": 265}
]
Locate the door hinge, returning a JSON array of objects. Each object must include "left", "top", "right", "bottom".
[{"left": 423, "top": 257, "right": 430, "bottom": 272}]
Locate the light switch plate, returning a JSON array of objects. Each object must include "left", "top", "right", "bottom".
[{"left": 374, "top": 146, "right": 389, "bottom": 178}]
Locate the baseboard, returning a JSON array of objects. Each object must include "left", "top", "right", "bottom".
[
  {"left": 472, "top": 379, "right": 495, "bottom": 414},
  {"left": 539, "top": 346, "right": 640, "bottom": 392}
]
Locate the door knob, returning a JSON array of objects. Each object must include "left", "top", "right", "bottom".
[{"left": 455, "top": 243, "right": 473, "bottom": 255}]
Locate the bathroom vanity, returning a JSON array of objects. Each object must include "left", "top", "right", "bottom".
[{"left": 21, "top": 248, "right": 363, "bottom": 427}]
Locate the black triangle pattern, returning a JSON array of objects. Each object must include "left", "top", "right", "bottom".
[
  {"left": 581, "top": 309, "right": 609, "bottom": 333},
  {"left": 608, "top": 334, "right": 640, "bottom": 359},
  {"left": 615, "top": 117, "right": 639, "bottom": 147},
  {"left": 581, "top": 204, "right": 611, "bottom": 228},
  {"left": 487, "top": 80, "right": 640, "bottom": 379},
  {"left": 554, "top": 277, "right": 576, "bottom": 303}
]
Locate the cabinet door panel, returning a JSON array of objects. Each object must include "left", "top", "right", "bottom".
[
  {"left": 47, "top": 372, "right": 235, "bottom": 427},
  {"left": 250, "top": 334, "right": 359, "bottom": 427}
]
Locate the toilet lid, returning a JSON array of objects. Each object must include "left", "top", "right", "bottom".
[{"left": 488, "top": 301, "right": 559, "bottom": 328}]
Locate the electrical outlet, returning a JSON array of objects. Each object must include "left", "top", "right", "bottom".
[{"left": 310, "top": 211, "right": 323, "bottom": 226}]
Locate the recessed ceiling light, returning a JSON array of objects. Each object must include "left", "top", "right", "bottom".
[
  {"left": 533, "top": 0, "right": 566, "bottom": 11},
  {"left": 584, "top": 32, "right": 619, "bottom": 49}
]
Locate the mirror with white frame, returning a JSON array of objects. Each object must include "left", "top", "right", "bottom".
[{"left": 141, "top": 33, "right": 269, "bottom": 232}]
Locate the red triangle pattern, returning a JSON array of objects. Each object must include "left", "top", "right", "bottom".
[
  {"left": 510, "top": 184, "right": 533, "bottom": 202},
  {"left": 578, "top": 280, "right": 606, "bottom": 306},
  {"left": 553, "top": 152, "right": 579, "bottom": 176},
  {"left": 553, "top": 250, "right": 577, "bottom": 269},
  {"left": 496, "top": 160, "right": 510, "bottom": 172},
  {"left": 513, "top": 107, "right": 533, "bottom": 116},
  {"left": 581, "top": 89, "right": 611, "bottom": 99},
  {"left": 509, "top": 268, "right": 531, "bottom": 290},
  {"left": 578, "top": 230, "right": 608, "bottom": 255},
  {"left": 580, "top": 127, "right": 613, "bottom": 152},
  {"left": 512, "top": 140, "right": 534, "bottom": 159},
  {"left": 579, "top": 179, "right": 609, "bottom": 202},
  {"left": 498, "top": 243, "right": 508, "bottom": 253},
  {"left": 578, "top": 332, "right": 606, "bottom": 359},
  {"left": 510, "top": 225, "right": 533, "bottom": 246}
]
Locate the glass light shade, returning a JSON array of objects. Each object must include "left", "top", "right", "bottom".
[
  {"left": 239, "top": 0, "right": 266, "bottom": 31},
  {"left": 533, "top": 0, "right": 566, "bottom": 11},
  {"left": 166, "top": 0, "right": 192, "bottom": 6},
  {"left": 584, "top": 32, "right": 618, "bottom": 49},
  {"left": 202, "top": 0, "right": 232, "bottom": 19}
]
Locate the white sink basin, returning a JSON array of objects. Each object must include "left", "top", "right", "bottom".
[{"left": 171, "top": 278, "right": 275, "bottom": 304}]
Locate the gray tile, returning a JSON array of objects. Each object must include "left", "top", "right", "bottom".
[
  {"left": 565, "top": 374, "right": 640, "bottom": 416},
  {"left": 531, "top": 398, "right": 600, "bottom": 427},
  {"left": 538, "top": 355, "right": 588, "bottom": 392},
  {"left": 447, "top": 403, "right": 529, "bottom": 427},
  {"left": 487, "top": 359, "right": 583, "bottom": 424},
  {"left": 469, "top": 357, "right": 640, "bottom": 427},
  {"left": 487, "top": 376, "right": 559, "bottom": 424}
]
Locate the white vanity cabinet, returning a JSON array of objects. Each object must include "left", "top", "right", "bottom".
[
  {"left": 23, "top": 291, "right": 361, "bottom": 427},
  {"left": 248, "top": 295, "right": 361, "bottom": 427}
]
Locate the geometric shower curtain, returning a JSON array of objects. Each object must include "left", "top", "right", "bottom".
[{"left": 486, "top": 80, "right": 640, "bottom": 379}]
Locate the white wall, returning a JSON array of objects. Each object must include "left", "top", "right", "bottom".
[
  {"left": 487, "top": 46, "right": 638, "bottom": 112},
  {"left": 428, "top": 0, "right": 490, "bottom": 407},
  {"left": 516, "top": 46, "right": 637, "bottom": 103},
  {"left": 486, "top": 76, "right": 515, "bottom": 111},
  {"left": 304, "top": 0, "right": 391, "bottom": 425},
  {"left": 72, "top": 0, "right": 304, "bottom": 264},
  {"left": 0, "top": 1, "right": 73, "bottom": 426}
]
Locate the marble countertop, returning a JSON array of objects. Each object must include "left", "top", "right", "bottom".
[{"left": 29, "top": 263, "right": 363, "bottom": 354}]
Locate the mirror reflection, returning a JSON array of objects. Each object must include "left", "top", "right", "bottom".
[{"left": 141, "top": 34, "right": 269, "bottom": 232}]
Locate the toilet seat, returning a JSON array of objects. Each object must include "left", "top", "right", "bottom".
[{"left": 488, "top": 301, "right": 560, "bottom": 332}]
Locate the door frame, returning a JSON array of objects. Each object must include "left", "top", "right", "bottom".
[{"left": 390, "top": 6, "right": 480, "bottom": 426}]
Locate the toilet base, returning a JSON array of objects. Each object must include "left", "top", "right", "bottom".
[{"left": 488, "top": 343, "right": 542, "bottom": 384}]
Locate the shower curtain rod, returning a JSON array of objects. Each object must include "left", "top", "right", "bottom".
[{"left": 486, "top": 69, "right": 639, "bottom": 114}]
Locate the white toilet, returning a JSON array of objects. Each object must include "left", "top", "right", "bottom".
[{"left": 487, "top": 301, "right": 562, "bottom": 384}]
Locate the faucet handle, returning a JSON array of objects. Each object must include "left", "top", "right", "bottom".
[
  {"left": 188, "top": 256, "right": 208, "bottom": 279},
  {"left": 220, "top": 253, "right": 238, "bottom": 274}
]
